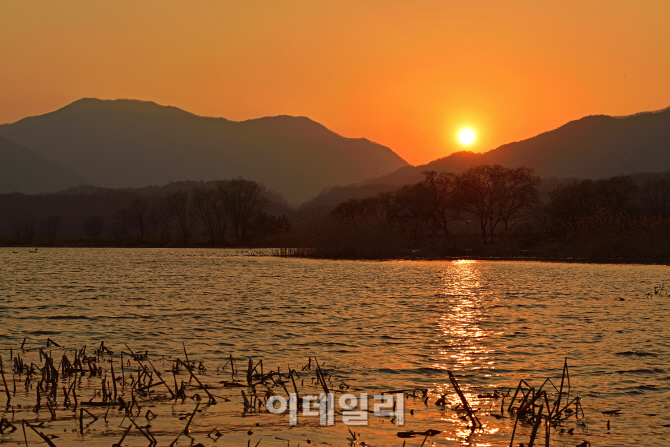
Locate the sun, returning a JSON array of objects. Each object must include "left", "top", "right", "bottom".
[{"left": 458, "top": 128, "right": 476, "bottom": 145}]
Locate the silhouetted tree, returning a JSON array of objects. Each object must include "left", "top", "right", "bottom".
[
  {"left": 40, "top": 216, "right": 62, "bottom": 246},
  {"left": 81, "top": 215, "right": 104, "bottom": 239},
  {"left": 192, "top": 185, "right": 228, "bottom": 245},
  {"left": 167, "top": 190, "right": 196, "bottom": 245},
  {"left": 192, "top": 187, "right": 217, "bottom": 244},
  {"left": 331, "top": 196, "right": 387, "bottom": 220},
  {"left": 547, "top": 175, "right": 638, "bottom": 224},
  {"left": 386, "top": 185, "right": 429, "bottom": 246},
  {"left": 596, "top": 175, "right": 638, "bottom": 212},
  {"left": 640, "top": 173, "right": 670, "bottom": 216},
  {"left": 457, "top": 165, "right": 540, "bottom": 243},
  {"left": 149, "top": 196, "right": 173, "bottom": 244},
  {"left": 193, "top": 187, "right": 228, "bottom": 245},
  {"left": 547, "top": 179, "right": 601, "bottom": 223},
  {"left": 12, "top": 216, "right": 37, "bottom": 245},
  {"left": 253, "top": 212, "right": 293, "bottom": 239},
  {"left": 222, "top": 178, "right": 267, "bottom": 244},
  {"left": 127, "top": 196, "right": 150, "bottom": 244},
  {"left": 420, "top": 170, "right": 460, "bottom": 240}
]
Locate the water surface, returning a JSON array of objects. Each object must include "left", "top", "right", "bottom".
[{"left": 0, "top": 248, "right": 668, "bottom": 446}]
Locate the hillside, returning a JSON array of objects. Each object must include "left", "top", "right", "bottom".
[
  {"left": 0, "top": 98, "right": 408, "bottom": 204},
  {"left": 345, "top": 106, "right": 670, "bottom": 193},
  {"left": 0, "top": 136, "right": 88, "bottom": 194}
]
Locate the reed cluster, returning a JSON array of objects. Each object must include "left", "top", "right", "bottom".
[{"left": 1, "top": 339, "right": 592, "bottom": 446}]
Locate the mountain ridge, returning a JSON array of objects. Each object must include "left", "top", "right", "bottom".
[
  {"left": 0, "top": 98, "right": 409, "bottom": 204},
  {"left": 3, "top": 100, "right": 670, "bottom": 207},
  {"left": 350, "top": 105, "right": 670, "bottom": 190}
]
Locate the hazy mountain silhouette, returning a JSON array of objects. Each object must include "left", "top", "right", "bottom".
[
  {"left": 336, "top": 106, "right": 670, "bottom": 195},
  {"left": 433, "top": 106, "right": 670, "bottom": 177},
  {"left": 0, "top": 136, "right": 89, "bottom": 194},
  {"left": 0, "top": 98, "right": 408, "bottom": 204},
  {"left": 299, "top": 183, "right": 404, "bottom": 212}
]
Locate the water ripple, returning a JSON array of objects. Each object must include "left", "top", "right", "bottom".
[{"left": 1, "top": 248, "right": 669, "bottom": 446}]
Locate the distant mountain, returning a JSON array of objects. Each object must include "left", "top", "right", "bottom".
[
  {"left": 0, "top": 98, "right": 408, "bottom": 204},
  {"left": 351, "top": 106, "right": 670, "bottom": 189},
  {"left": 299, "top": 183, "right": 404, "bottom": 212},
  {"left": 0, "top": 136, "right": 88, "bottom": 194}
]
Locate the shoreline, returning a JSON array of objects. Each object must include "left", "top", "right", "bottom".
[
  {"left": 277, "top": 253, "right": 670, "bottom": 266},
  {"left": 5, "top": 245, "right": 670, "bottom": 266}
]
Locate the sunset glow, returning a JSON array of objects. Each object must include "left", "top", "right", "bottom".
[
  {"left": 1, "top": 1, "right": 670, "bottom": 164},
  {"left": 1, "top": 2, "right": 669, "bottom": 445}
]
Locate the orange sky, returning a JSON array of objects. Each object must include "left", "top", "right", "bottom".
[{"left": 2, "top": 1, "right": 670, "bottom": 165}]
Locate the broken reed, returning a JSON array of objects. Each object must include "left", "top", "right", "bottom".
[
  {"left": 433, "top": 359, "right": 585, "bottom": 447},
  {"left": 2, "top": 339, "right": 588, "bottom": 447},
  {"left": 504, "top": 358, "right": 585, "bottom": 447},
  {"left": 0, "top": 339, "right": 355, "bottom": 445}
]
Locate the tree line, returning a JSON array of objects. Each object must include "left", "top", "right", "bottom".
[
  {"left": 2, "top": 179, "right": 292, "bottom": 247},
  {"left": 280, "top": 165, "right": 670, "bottom": 260},
  {"left": 4, "top": 166, "right": 670, "bottom": 260}
]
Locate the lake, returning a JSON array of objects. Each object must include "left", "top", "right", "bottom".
[{"left": 1, "top": 248, "right": 668, "bottom": 446}]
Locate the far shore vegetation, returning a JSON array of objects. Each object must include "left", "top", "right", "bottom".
[{"left": 4, "top": 166, "right": 670, "bottom": 262}]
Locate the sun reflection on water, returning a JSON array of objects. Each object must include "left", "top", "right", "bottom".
[
  {"left": 430, "top": 260, "right": 504, "bottom": 443},
  {"left": 434, "top": 260, "right": 495, "bottom": 373}
]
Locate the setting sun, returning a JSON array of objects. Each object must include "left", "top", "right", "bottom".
[
  {"left": 1, "top": 2, "right": 670, "bottom": 446},
  {"left": 458, "top": 128, "right": 476, "bottom": 145}
]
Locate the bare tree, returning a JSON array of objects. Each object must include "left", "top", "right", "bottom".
[
  {"left": 386, "top": 184, "right": 430, "bottom": 245},
  {"left": 12, "top": 216, "right": 37, "bottom": 245},
  {"left": 40, "top": 216, "right": 62, "bottom": 246},
  {"left": 111, "top": 209, "right": 129, "bottom": 245},
  {"left": 192, "top": 186, "right": 216, "bottom": 244},
  {"left": 596, "top": 175, "right": 638, "bottom": 212},
  {"left": 457, "top": 165, "right": 540, "bottom": 243},
  {"left": 420, "top": 170, "right": 460, "bottom": 239},
  {"left": 192, "top": 186, "right": 227, "bottom": 245},
  {"left": 221, "top": 178, "right": 267, "bottom": 244},
  {"left": 548, "top": 175, "right": 638, "bottom": 222},
  {"left": 127, "top": 196, "right": 150, "bottom": 244},
  {"left": 641, "top": 174, "right": 670, "bottom": 216},
  {"left": 81, "top": 215, "right": 105, "bottom": 239},
  {"left": 547, "top": 179, "right": 601, "bottom": 222},
  {"left": 149, "top": 196, "right": 173, "bottom": 244},
  {"left": 167, "top": 190, "right": 196, "bottom": 245}
]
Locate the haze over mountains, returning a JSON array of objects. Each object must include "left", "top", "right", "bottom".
[
  {"left": 299, "top": 106, "right": 670, "bottom": 209},
  {"left": 1, "top": 99, "right": 670, "bottom": 207},
  {"left": 0, "top": 98, "right": 408, "bottom": 203},
  {"left": 0, "top": 136, "right": 88, "bottom": 195},
  {"left": 363, "top": 106, "right": 670, "bottom": 186}
]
